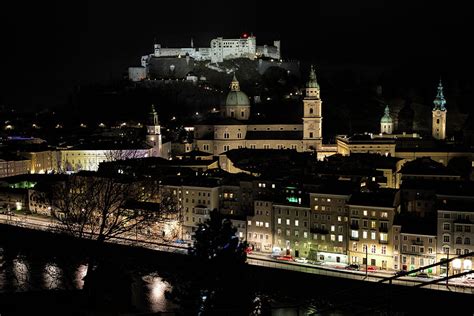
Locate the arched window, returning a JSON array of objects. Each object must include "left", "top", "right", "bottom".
[
  {"left": 465, "top": 237, "right": 471, "bottom": 245},
  {"left": 456, "top": 237, "right": 462, "bottom": 244},
  {"left": 309, "top": 108, "right": 314, "bottom": 114}
]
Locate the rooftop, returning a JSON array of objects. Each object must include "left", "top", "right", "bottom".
[{"left": 348, "top": 189, "right": 399, "bottom": 208}]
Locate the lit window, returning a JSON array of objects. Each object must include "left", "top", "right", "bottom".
[
  {"left": 248, "top": 220, "right": 251, "bottom": 226},
  {"left": 331, "top": 234, "right": 336, "bottom": 241},
  {"left": 286, "top": 219, "right": 290, "bottom": 225},
  {"left": 295, "top": 220, "right": 299, "bottom": 227},
  {"left": 265, "top": 222, "right": 269, "bottom": 228},
  {"left": 363, "top": 210, "right": 368, "bottom": 216},
  {"left": 331, "top": 225, "right": 335, "bottom": 232},
  {"left": 363, "top": 231, "right": 368, "bottom": 239},
  {"left": 338, "top": 235, "right": 343, "bottom": 242},
  {"left": 371, "top": 232, "right": 376, "bottom": 240},
  {"left": 277, "top": 218, "right": 281, "bottom": 224}
]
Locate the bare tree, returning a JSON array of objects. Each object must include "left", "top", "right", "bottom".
[
  {"left": 51, "top": 172, "right": 171, "bottom": 243},
  {"left": 104, "top": 149, "right": 149, "bottom": 163},
  {"left": 50, "top": 172, "right": 179, "bottom": 306}
]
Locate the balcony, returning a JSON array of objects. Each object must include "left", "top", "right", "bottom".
[
  {"left": 350, "top": 223, "right": 359, "bottom": 230},
  {"left": 412, "top": 240, "right": 424, "bottom": 246},
  {"left": 379, "top": 239, "right": 389, "bottom": 244},
  {"left": 310, "top": 227, "right": 329, "bottom": 234},
  {"left": 350, "top": 236, "right": 360, "bottom": 241},
  {"left": 378, "top": 226, "right": 388, "bottom": 233}
]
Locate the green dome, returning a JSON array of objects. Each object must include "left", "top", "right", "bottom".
[
  {"left": 226, "top": 91, "right": 250, "bottom": 107},
  {"left": 226, "top": 74, "right": 250, "bottom": 107},
  {"left": 381, "top": 105, "right": 393, "bottom": 123}
]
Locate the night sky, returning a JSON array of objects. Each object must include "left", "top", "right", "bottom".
[{"left": 3, "top": 1, "right": 474, "bottom": 110}]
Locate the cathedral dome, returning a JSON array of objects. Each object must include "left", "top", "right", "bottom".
[
  {"left": 225, "top": 74, "right": 250, "bottom": 107},
  {"left": 226, "top": 90, "right": 250, "bottom": 107},
  {"left": 381, "top": 105, "right": 393, "bottom": 123}
]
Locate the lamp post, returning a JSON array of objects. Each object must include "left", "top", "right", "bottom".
[
  {"left": 446, "top": 251, "right": 449, "bottom": 286},
  {"left": 365, "top": 245, "right": 368, "bottom": 278}
]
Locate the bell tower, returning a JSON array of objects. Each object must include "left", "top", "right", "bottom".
[
  {"left": 380, "top": 105, "right": 393, "bottom": 134},
  {"left": 432, "top": 79, "right": 447, "bottom": 140},
  {"left": 302, "top": 65, "right": 322, "bottom": 151},
  {"left": 146, "top": 104, "right": 162, "bottom": 157}
]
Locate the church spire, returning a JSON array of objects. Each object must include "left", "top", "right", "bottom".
[
  {"left": 148, "top": 104, "right": 159, "bottom": 126},
  {"left": 433, "top": 78, "right": 447, "bottom": 111},
  {"left": 307, "top": 65, "right": 320, "bottom": 89},
  {"left": 230, "top": 73, "right": 240, "bottom": 91}
]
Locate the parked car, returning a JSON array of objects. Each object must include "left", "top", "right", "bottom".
[
  {"left": 345, "top": 264, "right": 360, "bottom": 271},
  {"left": 367, "top": 265, "right": 377, "bottom": 272},
  {"left": 394, "top": 270, "right": 407, "bottom": 277},
  {"left": 294, "top": 257, "right": 308, "bottom": 263},
  {"left": 276, "top": 255, "right": 294, "bottom": 262},
  {"left": 416, "top": 272, "right": 430, "bottom": 278}
]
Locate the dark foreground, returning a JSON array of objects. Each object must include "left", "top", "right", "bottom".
[{"left": 0, "top": 224, "right": 472, "bottom": 315}]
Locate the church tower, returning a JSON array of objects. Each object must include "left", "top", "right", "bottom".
[
  {"left": 146, "top": 104, "right": 162, "bottom": 157},
  {"left": 380, "top": 105, "right": 393, "bottom": 134},
  {"left": 302, "top": 65, "right": 322, "bottom": 151},
  {"left": 432, "top": 79, "right": 447, "bottom": 140}
]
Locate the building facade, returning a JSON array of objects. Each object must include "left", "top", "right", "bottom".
[{"left": 194, "top": 68, "right": 326, "bottom": 155}]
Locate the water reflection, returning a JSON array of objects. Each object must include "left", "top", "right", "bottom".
[
  {"left": 13, "top": 258, "right": 30, "bottom": 291},
  {"left": 43, "top": 263, "right": 62, "bottom": 289},
  {"left": 75, "top": 264, "right": 88, "bottom": 289},
  {"left": 142, "top": 274, "right": 173, "bottom": 313}
]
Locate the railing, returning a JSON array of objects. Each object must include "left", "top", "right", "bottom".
[{"left": 412, "top": 240, "right": 424, "bottom": 246}]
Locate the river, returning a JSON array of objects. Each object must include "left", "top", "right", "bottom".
[{"left": 0, "top": 224, "right": 472, "bottom": 315}]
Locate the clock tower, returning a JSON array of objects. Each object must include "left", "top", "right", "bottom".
[{"left": 302, "top": 65, "right": 323, "bottom": 151}]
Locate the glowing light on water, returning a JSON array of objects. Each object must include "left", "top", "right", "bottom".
[
  {"left": 75, "top": 264, "right": 88, "bottom": 289},
  {"left": 143, "top": 275, "right": 172, "bottom": 313},
  {"left": 43, "top": 263, "right": 62, "bottom": 289},
  {"left": 13, "top": 259, "right": 30, "bottom": 291}
]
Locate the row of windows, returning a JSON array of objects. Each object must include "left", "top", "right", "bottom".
[
  {"left": 184, "top": 199, "right": 211, "bottom": 205},
  {"left": 276, "top": 209, "right": 309, "bottom": 217},
  {"left": 401, "top": 244, "right": 434, "bottom": 254},
  {"left": 276, "top": 228, "right": 309, "bottom": 238},
  {"left": 455, "top": 237, "right": 471, "bottom": 245},
  {"left": 398, "top": 236, "right": 434, "bottom": 243},
  {"left": 248, "top": 220, "right": 270, "bottom": 228},
  {"left": 313, "top": 214, "right": 347, "bottom": 222},
  {"left": 401, "top": 256, "right": 435, "bottom": 266},
  {"left": 351, "top": 219, "right": 387, "bottom": 229},
  {"left": 351, "top": 230, "right": 388, "bottom": 241},
  {"left": 254, "top": 209, "right": 270, "bottom": 216},
  {"left": 455, "top": 225, "right": 472, "bottom": 232},
  {"left": 442, "top": 213, "right": 471, "bottom": 221},
  {"left": 276, "top": 218, "right": 309, "bottom": 227},
  {"left": 184, "top": 191, "right": 211, "bottom": 197},
  {"left": 248, "top": 233, "right": 270, "bottom": 240},
  {"left": 352, "top": 243, "right": 388, "bottom": 255},
  {"left": 351, "top": 209, "right": 388, "bottom": 218}
]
